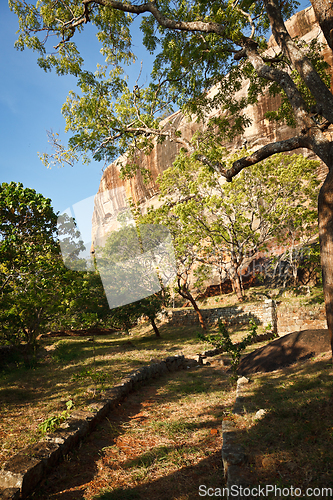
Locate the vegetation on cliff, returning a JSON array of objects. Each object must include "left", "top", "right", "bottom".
[{"left": 141, "top": 152, "right": 320, "bottom": 304}]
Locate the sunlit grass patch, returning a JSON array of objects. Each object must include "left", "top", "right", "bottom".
[
  {"left": 0, "top": 321, "right": 227, "bottom": 468},
  {"left": 83, "top": 364, "right": 231, "bottom": 500}
]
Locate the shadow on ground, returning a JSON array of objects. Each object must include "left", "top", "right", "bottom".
[{"left": 26, "top": 365, "right": 228, "bottom": 500}]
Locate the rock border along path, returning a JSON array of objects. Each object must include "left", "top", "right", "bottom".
[
  {"left": 0, "top": 355, "right": 193, "bottom": 500},
  {"left": 0, "top": 353, "right": 253, "bottom": 500}
]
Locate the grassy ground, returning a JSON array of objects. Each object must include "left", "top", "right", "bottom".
[
  {"left": 19, "top": 327, "right": 333, "bottom": 500},
  {"left": 0, "top": 320, "right": 233, "bottom": 469},
  {"left": 200, "top": 285, "right": 324, "bottom": 309},
  {"left": 27, "top": 360, "right": 234, "bottom": 500},
  {"left": 231, "top": 352, "right": 333, "bottom": 498},
  {"left": 1, "top": 285, "right": 330, "bottom": 499}
]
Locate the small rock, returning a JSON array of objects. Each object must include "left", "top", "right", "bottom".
[
  {"left": 255, "top": 409, "right": 267, "bottom": 420},
  {"left": 237, "top": 376, "right": 249, "bottom": 386}
]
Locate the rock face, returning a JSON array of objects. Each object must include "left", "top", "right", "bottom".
[
  {"left": 92, "top": 6, "right": 332, "bottom": 246},
  {"left": 91, "top": 110, "right": 201, "bottom": 245}
]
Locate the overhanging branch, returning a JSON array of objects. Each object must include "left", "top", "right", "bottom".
[
  {"left": 197, "top": 135, "right": 310, "bottom": 181},
  {"left": 82, "top": 0, "right": 227, "bottom": 35},
  {"left": 225, "top": 136, "right": 310, "bottom": 181}
]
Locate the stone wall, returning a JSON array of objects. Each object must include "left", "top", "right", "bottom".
[
  {"left": 0, "top": 355, "right": 192, "bottom": 500},
  {"left": 159, "top": 299, "right": 327, "bottom": 336},
  {"left": 159, "top": 300, "right": 276, "bottom": 331},
  {"left": 276, "top": 303, "right": 326, "bottom": 334}
]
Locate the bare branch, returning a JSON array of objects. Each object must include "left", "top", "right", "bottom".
[
  {"left": 238, "top": 7, "right": 255, "bottom": 38},
  {"left": 0, "top": 274, "right": 16, "bottom": 293},
  {"left": 262, "top": 53, "right": 283, "bottom": 64}
]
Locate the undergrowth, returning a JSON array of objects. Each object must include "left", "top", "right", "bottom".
[
  {"left": 38, "top": 400, "right": 74, "bottom": 435},
  {"left": 198, "top": 319, "right": 259, "bottom": 377}
]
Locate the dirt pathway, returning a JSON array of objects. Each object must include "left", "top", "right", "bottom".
[{"left": 27, "top": 363, "right": 233, "bottom": 500}]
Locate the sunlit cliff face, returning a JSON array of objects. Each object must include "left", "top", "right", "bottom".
[{"left": 92, "top": 6, "right": 331, "bottom": 247}]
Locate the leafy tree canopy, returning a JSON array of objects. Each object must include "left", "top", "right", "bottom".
[
  {"left": 141, "top": 151, "right": 320, "bottom": 299},
  {"left": 10, "top": 0, "right": 323, "bottom": 172},
  {"left": 9, "top": 0, "right": 333, "bottom": 355},
  {"left": 0, "top": 182, "right": 108, "bottom": 345}
]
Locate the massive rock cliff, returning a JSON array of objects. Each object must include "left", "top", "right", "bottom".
[{"left": 92, "top": 6, "right": 332, "bottom": 247}]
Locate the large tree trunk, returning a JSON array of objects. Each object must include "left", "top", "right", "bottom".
[
  {"left": 310, "top": 0, "right": 333, "bottom": 51},
  {"left": 229, "top": 267, "right": 244, "bottom": 301},
  {"left": 318, "top": 167, "right": 333, "bottom": 358}
]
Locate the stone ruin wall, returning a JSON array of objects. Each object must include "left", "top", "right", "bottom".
[{"left": 159, "top": 300, "right": 327, "bottom": 336}]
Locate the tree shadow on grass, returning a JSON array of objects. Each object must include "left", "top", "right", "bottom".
[
  {"left": 92, "top": 450, "right": 223, "bottom": 500},
  {"left": 234, "top": 355, "right": 333, "bottom": 494},
  {"left": 26, "top": 366, "right": 229, "bottom": 500}
]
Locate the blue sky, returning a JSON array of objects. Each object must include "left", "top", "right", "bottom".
[
  {"left": 0, "top": 3, "right": 153, "bottom": 216},
  {"left": 0, "top": 0, "right": 311, "bottom": 216}
]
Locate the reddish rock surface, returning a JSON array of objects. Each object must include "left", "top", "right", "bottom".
[{"left": 91, "top": 6, "right": 332, "bottom": 246}]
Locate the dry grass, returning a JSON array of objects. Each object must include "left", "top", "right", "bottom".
[
  {"left": 2, "top": 287, "right": 330, "bottom": 499},
  {"left": 231, "top": 352, "right": 333, "bottom": 498},
  {"left": 27, "top": 360, "right": 235, "bottom": 500},
  {"left": 0, "top": 320, "right": 233, "bottom": 469}
]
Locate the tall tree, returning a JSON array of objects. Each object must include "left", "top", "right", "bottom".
[
  {"left": 0, "top": 182, "right": 107, "bottom": 345},
  {"left": 309, "top": 0, "right": 333, "bottom": 51},
  {"left": 10, "top": 0, "right": 333, "bottom": 354},
  {"left": 151, "top": 151, "right": 320, "bottom": 300},
  {"left": 0, "top": 182, "right": 73, "bottom": 345},
  {"left": 140, "top": 201, "right": 208, "bottom": 329}
]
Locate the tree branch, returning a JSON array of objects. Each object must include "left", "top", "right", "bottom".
[
  {"left": 224, "top": 136, "right": 310, "bottom": 181},
  {"left": 198, "top": 135, "right": 310, "bottom": 181},
  {"left": 82, "top": 0, "right": 227, "bottom": 35},
  {"left": 243, "top": 40, "right": 312, "bottom": 129},
  {"left": 263, "top": 0, "right": 333, "bottom": 124}
]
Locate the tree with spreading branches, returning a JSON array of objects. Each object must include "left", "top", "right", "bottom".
[
  {"left": 0, "top": 182, "right": 82, "bottom": 346},
  {"left": 146, "top": 151, "right": 320, "bottom": 300},
  {"left": 9, "top": 0, "right": 333, "bottom": 355}
]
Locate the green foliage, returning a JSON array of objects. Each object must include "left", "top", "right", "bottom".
[
  {"left": 95, "top": 214, "right": 170, "bottom": 335},
  {"left": 199, "top": 320, "right": 258, "bottom": 375},
  {"left": 38, "top": 400, "right": 74, "bottom": 435},
  {"left": 50, "top": 269, "right": 111, "bottom": 332},
  {"left": 265, "top": 39, "right": 331, "bottom": 127},
  {"left": 52, "top": 340, "right": 82, "bottom": 363},
  {"left": 298, "top": 241, "right": 322, "bottom": 286},
  {"left": 9, "top": 0, "right": 307, "bottom": 173},
  {"left": 0, "top": 182, "right": 110, "bottom": 346},
  {"left": 71, "top": 368, "right": 108, "bottom": 386},
  {"left": 0, "top": 182, "right": 67, "bottom": 346},
  {"left": 107, "top": 290, "right": 167, "bottom": 336},
  {"left": 142, "top": 152, "right": 319, "bottom": 299}
]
